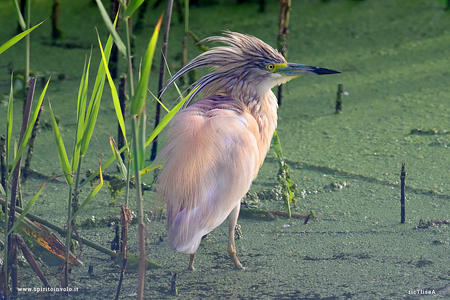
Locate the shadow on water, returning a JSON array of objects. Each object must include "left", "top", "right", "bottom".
[{"left": 280, "top": 158, "right": 450, "bottom": 201}]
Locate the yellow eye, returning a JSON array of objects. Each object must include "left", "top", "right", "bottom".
[{"left": 266, "top": 63, "right": 275, "bottom": 71}]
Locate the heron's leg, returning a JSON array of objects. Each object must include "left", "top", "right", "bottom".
[
  {"left": 188, "top": 253, "right": 196, "bottom": 271},
  {"left": 227, "top": 203, "right": 244, "bottom": 269}
]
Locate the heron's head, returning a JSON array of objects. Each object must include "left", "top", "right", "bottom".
[{"left": 160, "top": 31, "right": 339, "bottom": 104}]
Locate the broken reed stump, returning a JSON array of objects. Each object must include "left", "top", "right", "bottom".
[
  {"left": 7, "top": 78, "right": 36, "bottom": 299},
  {"left": 23, "top": 103, "right": 44, "bottom": 179},
  {"left": 88, "top": 263, "right": 94, "bottom": 277},
  {"left": 336, "top": 83, "right": 344, "bottom": 114},
  {"left": 115, "top": 206, "right": 131, "bottom": 300},
  {"left": 51, "top": 0, "right": 63, "bottom": 40},
  {"left": 171, "top": 273, "right": 178, "bottom": 296},
  {"left": 400, "top": 163, "right": 406, "bottom": 224},
  {"left": 15, "top": 233, "right": 51, "bottom": 288}
]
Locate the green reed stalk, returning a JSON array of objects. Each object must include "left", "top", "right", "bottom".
[
  {"left": 2, "top": 76, "right": 14, "bottom": 298},
  {"left": 97, "top": 0, "right": 163, "bottom": 296},
  {"left": 131, "top": 115, "right": 145, "bottom": 298},
  {"left": 25, "top": 0, "right": 30, "bottom": 84},
  {"left": 49, "top": 32, "right": 113, "bottom": 288},
  {"left": 7, "top": 78, "right": 37, "bottom": 297},
  {"left": 0, "top": 20, "right": 43, "bottom": 294},
  {"left": 125, "top": 18, "right": 135, "bottom": 98}
]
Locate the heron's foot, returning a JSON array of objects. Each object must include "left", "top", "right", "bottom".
[
  {"left": 227, "top": 245, "right": 245, "bottom": 270},
  {"left": 188, "top": 253, "right": 196, "bottom": 271}
]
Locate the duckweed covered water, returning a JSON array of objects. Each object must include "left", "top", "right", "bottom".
[{"left": 1, "top": 0, "right": 450, "bottom": 299}]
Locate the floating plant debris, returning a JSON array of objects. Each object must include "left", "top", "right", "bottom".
[
  {"left": 416, "top": 219, "right": 449, "bottom": 229},
  {"left": 410, "top": 129, "right": 449, "bottom": 135}
]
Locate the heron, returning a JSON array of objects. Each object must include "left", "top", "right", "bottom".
[{"left": 155, "top": 31, "right": 339, "bottom": 270}]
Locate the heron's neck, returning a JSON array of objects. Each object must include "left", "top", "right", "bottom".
[
  {"left": 202, "top": 77, "right": 278, "bottom": 156},
  {"left": 235, "top": 87, "right": 279, "bottom": 162}
]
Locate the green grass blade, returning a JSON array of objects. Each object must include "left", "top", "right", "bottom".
[
  {"left": 139, "top": 163, "right": 161, "bottom": 176},
  {"left": 272, "top": 130, "right": 283, "bottom": 159},
  {"left": 144, "top": 86, "right": 197, "bottom": 147},
  {"left": 272, "top": 130, "right": 294, "bottom": 217},
  {"left": 81, "top": 87, "right": 103, "bottom": 156},
  {"left": 162, "top": 52, "right": 183, "bottom": 96},
  {"left": 130, "top": 14, "right": 163, "bottom": 115},
  {"left": 85, "top": 30, "right": 114, "bottom": 120},
  {"left": 0, "top": 183, "right": 5, "bottom": 196},
  {"left": 48, "top": 101, "right": 73, "bottom": 186},
  {"left": 110, "top": 137, "right": 127, "bottom": 180},
  {"left": 69, "top": 162, "right": 103, "bottom": 223},
  {"left": 80, "top": 33, "right": 114, "bottom": 156},
  {"left": 72, "top": 54, "right": 92, "bottom": 172},
  {"left": 79, "top": 141, "right": 130, "bottom": 190},
  {"left": 7, "top": 180, "right": 47, "bottom": 235},
  {"left": 97, "top": 33, "right": 127, "bottom": 146},
  {"left": 148, "top": 88, "right": 169, "bottom": 113},
  {"left": 78, "top": 55, "right": 91, "bottom": 120},
  {"left": 123, "top": 0, "right": 145, "bottom": 19},
  {"left": 95, "top": 0, "right": 126, "bottom": 56},
  {"left": 13, "top": 0, "right": 26, "bottom": 30},
  {"left": 9, "top": 78, "right": 50, "bottom": 179},
  {"left": 0, "top": 20, "right": 44, "bottom": 56}
]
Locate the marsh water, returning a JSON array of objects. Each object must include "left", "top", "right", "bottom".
[{"left": 1, "top": 0, "right": 450, "bottom": 299}]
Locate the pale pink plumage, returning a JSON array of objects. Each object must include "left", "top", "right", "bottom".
[
  {"left": 156, "top": 98, "right": 261, "bottom": 253},
  {"left": 154, "top": 31, "right": 339, "bottom": 269}
]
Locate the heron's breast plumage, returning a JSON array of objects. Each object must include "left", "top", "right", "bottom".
[{"left": 155, "top": 96, "right": 268, "bottom": 253}]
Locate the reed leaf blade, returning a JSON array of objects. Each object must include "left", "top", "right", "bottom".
[
  {"left": 80, "top": 33, "right": 114, "bottom": 156},
  {"left": 9, "top": 78, "right": 50, "bottom": 178},
  {"left": 0, "top": 21, "right": 44, "bottom": 56},
  {"left": 69, "top": 162, "right": 103, "bottom": 223},
  {"left": 144, "top": 86, "right": 195, "bottom": 147},
  {"left": 79, "top": 141, "right": 130, "bottom": 190},
  {"left": 95, "top": 0, "right": 126, "bottom": 56},
  {"left": 72, "top": 54, "right": 92, "bottom": 171},
  {"left": 110, "top": 137, "right": 127, "bottom": 180},
  {"left": 13, "top": 0, "right": 26, "bottom": 30},
  {"left": 123, "top": 0, "right": 145, "bottom": 19},
  {"left": 48, "top": 101, "right": 73, "bottom": 186},
  {"left": 7, "top": 180, "right": 47, "bottom": 235},
  {"left": 97, "top": 33, "right": 127, "bottom": 146},
  {"left": 130, "top": 14, "right": 163, "bottom": 115}
]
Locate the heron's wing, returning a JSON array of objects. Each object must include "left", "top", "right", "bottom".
[{"left": 155, "top": 99, "right": 260, "bottom": 254}]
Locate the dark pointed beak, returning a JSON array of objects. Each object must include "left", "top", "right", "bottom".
[{"left": 277, "top": 63, "right": 340, "bottom": 76}]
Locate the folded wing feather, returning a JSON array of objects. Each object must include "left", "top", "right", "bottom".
[{"left": 155, "top": 98, "right": 260, "bottom": 254}]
